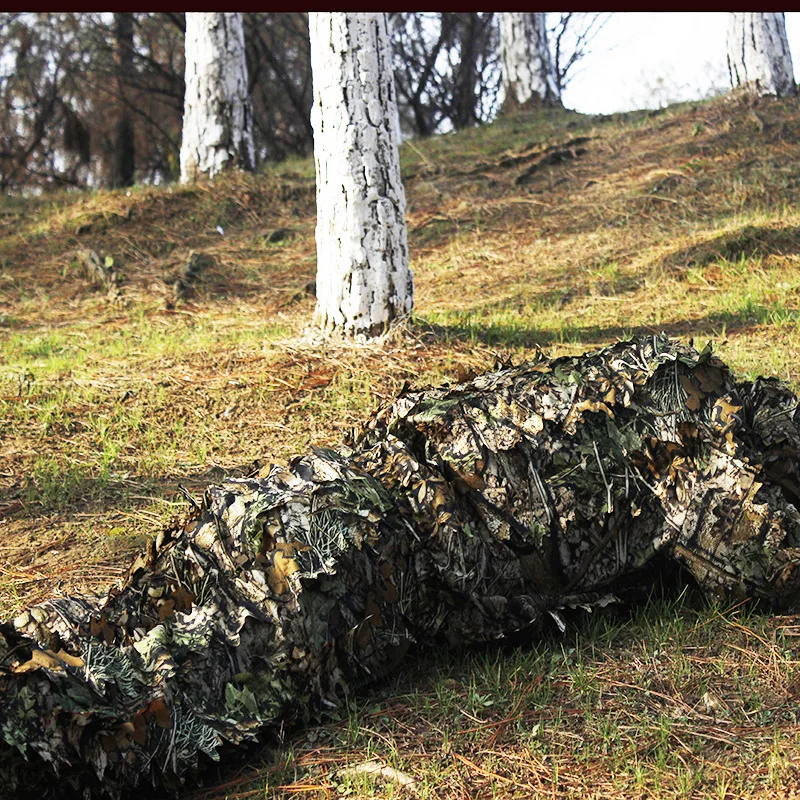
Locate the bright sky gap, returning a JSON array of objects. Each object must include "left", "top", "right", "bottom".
[{"left": 563, "top": 12, "right": 800, "bottom": 114}]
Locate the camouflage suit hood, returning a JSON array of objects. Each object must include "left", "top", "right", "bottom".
[{"left": 2, "top": 334, "right": 800, "bottom": 797}]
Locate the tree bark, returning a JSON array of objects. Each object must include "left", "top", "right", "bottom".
[
  {"left": 450, "top": 13, "right": 481, "bottom": 130},
  {"left": 3, "top": 336, "right": 800, "bottom": 797},
  {"left": 499, "top": 12, "right": 561, "bottom": 110},
  {"left": 180, "top": 12, "right": 255, "bottom": 183},
  {"left": 110, "top": 13, "right": 136, "bottom": 188},
  {"left": 309, "top": 12, "right": 412, "bottom": 339},
  {"left": 727, "top": 12, "right": 796, "bottom": 98}
]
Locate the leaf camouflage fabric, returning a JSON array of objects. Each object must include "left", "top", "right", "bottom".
[{"left": 3, "top": 334, "right": 800, "bottom": 798}]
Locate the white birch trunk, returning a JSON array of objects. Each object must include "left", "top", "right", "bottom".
[
  {"left": 180, "top": 12, "right": 255, "bottom": 183},
  {"left": 499, "top": 12, "right": 560, "bottom": 109},
  {"left": 727, "top": 13, "right": 796, "bottom": 98},
  {"left": 309, "top": 12, "right": 413, "bottom": 339}
]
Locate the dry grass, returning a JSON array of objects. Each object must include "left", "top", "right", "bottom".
[{"left": 3, "top": 92, "right": 800, "bottom": 797}]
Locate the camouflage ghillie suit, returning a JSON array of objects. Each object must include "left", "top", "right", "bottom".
[{"left": 2, "top": 335, "right": 800, "bottom": 798}]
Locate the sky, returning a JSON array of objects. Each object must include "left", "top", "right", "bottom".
[{"left": 561, "top": 12, "right": 800, "bottom": 115}]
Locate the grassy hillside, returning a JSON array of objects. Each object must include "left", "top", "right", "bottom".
[{"left": 3, "top": 93, "right": 800, "bottom": 797}]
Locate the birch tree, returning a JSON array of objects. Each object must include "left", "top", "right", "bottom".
[
  {"left": 309, "top": 12, "right": 412, "bottom": 339},
  {"left": 180, "top": 12, "right": 255, "bottom": 183},
  {"left": 499, "top": 12, "right": 560, "bottom": 109},
  {"left": 727, "top": 12, "right": 796, "bottom": 98}
]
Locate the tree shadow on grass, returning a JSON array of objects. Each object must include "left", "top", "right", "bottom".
[
  {"left": 413, "top": 309, "right": 774, "bottom": 352},
  {"left": 1, "top": 461, "right": 261, "bottom": 530},
  {"left": 653, "top": 225, "right": 800, "bottom": 276}
]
